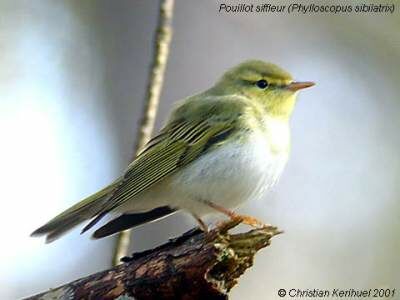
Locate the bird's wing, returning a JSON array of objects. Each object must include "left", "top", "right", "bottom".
[
  {"left": 82, "top": 97, "right": 245, "bottom": 232},
  {"left": 92, "top": 206, "right": 177, "bottom": 239}
]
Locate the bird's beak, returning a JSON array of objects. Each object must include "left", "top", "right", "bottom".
[{"left": 286, "top": 81, "right": 315, "bottom": 91}]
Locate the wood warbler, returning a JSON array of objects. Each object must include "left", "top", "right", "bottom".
[{"left": 32, "top": 60, "right": 314, "bottom": 243}]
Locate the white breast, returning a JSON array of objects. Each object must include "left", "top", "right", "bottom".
[
  {"left": 166, "top": 131, "right": 289, "bottom": 216},
  {"left": 121, "top": 124, "right": 289, "bottom": 216}
]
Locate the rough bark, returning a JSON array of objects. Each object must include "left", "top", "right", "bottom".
[{"left": 26, "top": 221, "right": 282, "bottom": 300}]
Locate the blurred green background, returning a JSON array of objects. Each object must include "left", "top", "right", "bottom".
[{"left": 0, "top": 1, "right": 399, "bottom": 299}]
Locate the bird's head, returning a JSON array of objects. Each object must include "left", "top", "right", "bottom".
[{"left": 211, "top": 60, "right": 314, "bottom": 119}]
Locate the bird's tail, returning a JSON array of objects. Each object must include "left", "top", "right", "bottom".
[{"left": 31, "top": 180, "right": 119, "bottom": 243}]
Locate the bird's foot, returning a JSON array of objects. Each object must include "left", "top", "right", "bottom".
[
  {"left": 199, "top": 199, "right": 270, "bottom": 231},
  {"left": 230, "top": 213, "right": 270, "bottom": 228},
  {"left": 216, "top": 213, "right": 270, "bottom": 231},
  {"left": 191, "top": 213, "right": 209, "bottom": 232}
]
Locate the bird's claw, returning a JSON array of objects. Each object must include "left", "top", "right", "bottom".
[
  {"left": 231, "top": 214, "right": 271, "bottom": 228},
  {"left": 216, "top": 214, "right": 271, "bottom": 232}
]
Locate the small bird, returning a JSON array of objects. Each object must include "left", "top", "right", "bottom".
[{"left": 32, "top": 60, "right": 314, "bottom": 243}]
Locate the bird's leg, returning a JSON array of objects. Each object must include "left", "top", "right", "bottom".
[
  {"left": 200, "top": 200, "right": 268, "bottom": 228},
  {"left": 191, "top": 213, "right": 209, "bottom": 232}
]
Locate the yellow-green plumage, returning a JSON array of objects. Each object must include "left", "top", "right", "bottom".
[{"left": 32, "top": 60, "right": 314, "bottom": 242}]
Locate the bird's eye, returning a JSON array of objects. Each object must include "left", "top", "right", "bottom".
[{"left": 256, "top": 79, "right": 269, "bottom": 89}]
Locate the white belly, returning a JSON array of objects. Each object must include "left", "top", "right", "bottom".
[{"left": 123, "top": 131, "right": 288, "bottom": 216}]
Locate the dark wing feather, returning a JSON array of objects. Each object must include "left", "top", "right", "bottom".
[{"left": 92, "top": 206, "right": 176, "bottom": 239}]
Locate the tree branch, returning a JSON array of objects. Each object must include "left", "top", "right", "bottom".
[
  {"left": 26, "top": 221, "right": 282, "bottom": 300},
  {"left": 113, "top": 0, "right": 175, "bottom": 266}
]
